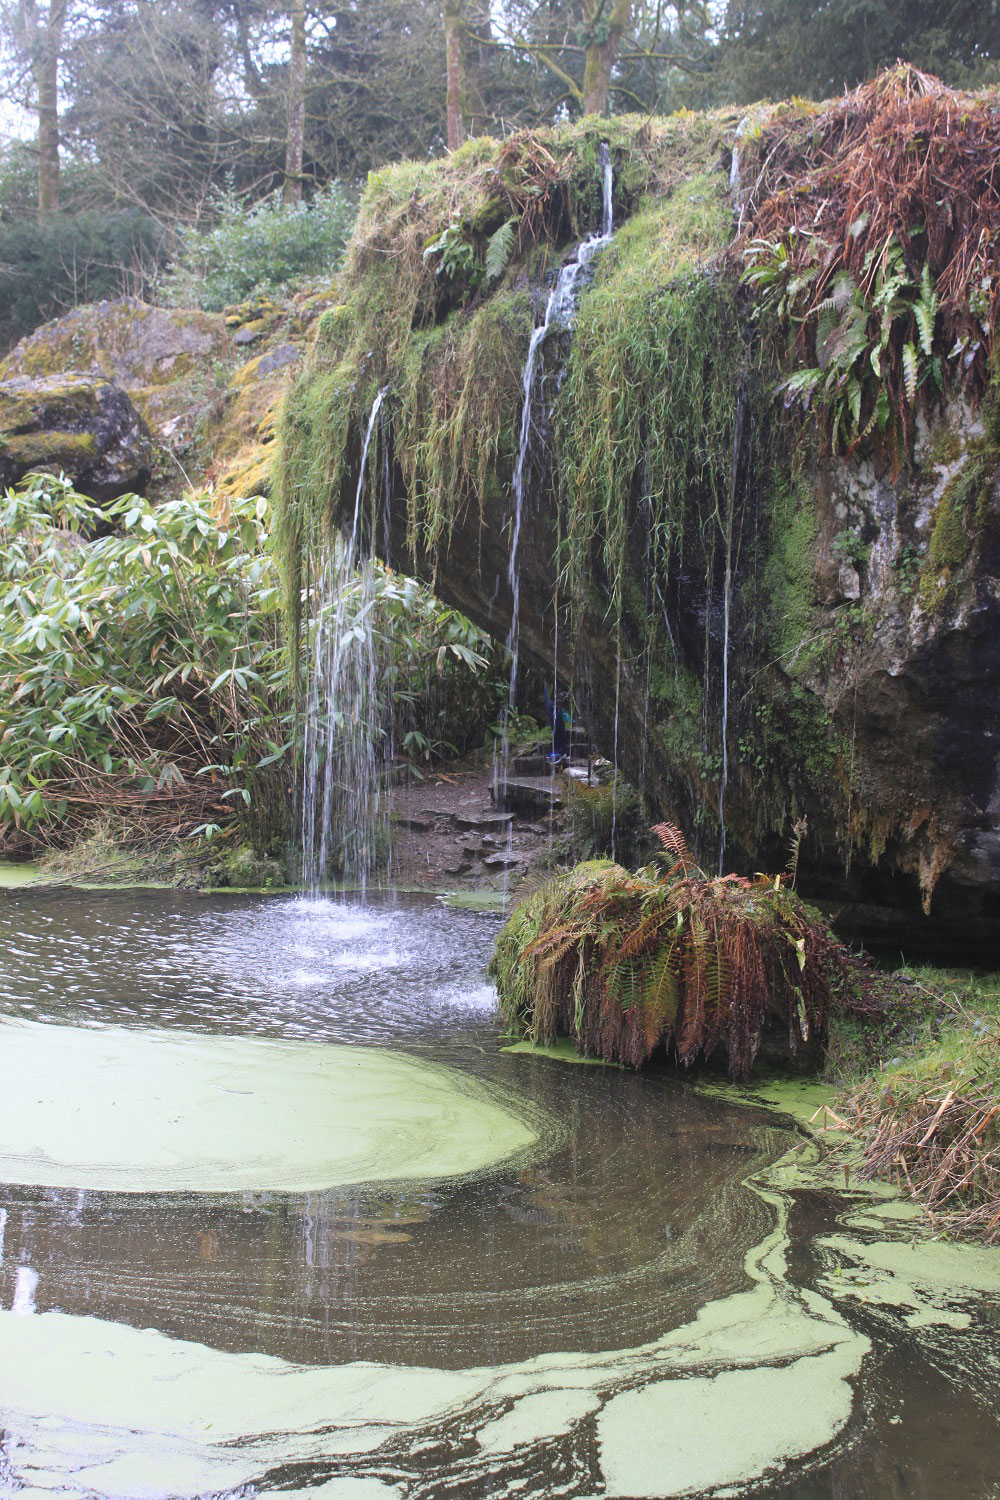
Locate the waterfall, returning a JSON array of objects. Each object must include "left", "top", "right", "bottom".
[
  {"left": 506, "top": 142, "right": 614, "bottom": 710},
  {"left": 302, "top": 387, "right": 389, "bottom": 893},
  {"left": 717, "top": 381, "right": 749, "bottom": 876}
]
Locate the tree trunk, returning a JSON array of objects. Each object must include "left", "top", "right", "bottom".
[
  {"left": 31, "top": 0, "right": 69, "bottom": 216},
  {"left": 582, "top": 0, "right": 631, "bottom": 116},
  {"left": 283, "top": 1, "right": 307, "bottom": 204},
  {"left": 443, "top": 0, "right": 467, "bottom": 151}
]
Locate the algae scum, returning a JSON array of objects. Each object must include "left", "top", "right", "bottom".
[{"left": 0, "top": 890, "right": 997, "bottom": 1499}]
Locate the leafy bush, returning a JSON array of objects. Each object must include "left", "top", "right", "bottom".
[
  {"left": 0, "top": 475, "right": 291, "bottom": 853},
  {"left": 0, "top": 474, "right": 497, "bottom": 864},
  {"left": 163, "top": 184, "right": 356, "bottom": 311},
  {"left": 0, "top": 209, "right": 165, "bottom": 351}
]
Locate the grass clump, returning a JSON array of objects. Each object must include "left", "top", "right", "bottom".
[
  {"left": 834, "top": 967, "right": 1000, "bottom": 1244},
  {"left": 490, "top": 823, "right": 881, "bottom": 1080}
]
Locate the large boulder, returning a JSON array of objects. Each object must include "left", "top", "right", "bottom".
[
  {"left": 0, "top": 299, "right": 233, "bottom": 479},
  {"left": 0, "top": 374, "right": 152, "bottom": 499}
]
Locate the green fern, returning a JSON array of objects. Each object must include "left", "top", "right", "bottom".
[{"left": 485, "top": 219, "right": 516, "bottom": 282}]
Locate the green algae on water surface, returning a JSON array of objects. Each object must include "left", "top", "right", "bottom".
[
  {"left": 0, "top": 1157, "right": 869, "bottom": 1500},
  {"left": 0, "top": 1018, "right": 537, "bottom": 1192},
  {"left": 502, "top": 1037, "right": 619, "bottom": 1067}
]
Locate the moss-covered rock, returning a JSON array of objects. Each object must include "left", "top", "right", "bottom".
[
  {"left": 274, "top": 99, "right": 1000, "bottom": 956},
  {"left": 0, "top": 374, "right": 152, "bottom": 498}
]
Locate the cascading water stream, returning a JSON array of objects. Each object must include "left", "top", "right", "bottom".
[
  {"left": 716, "top": 381, "right": 749, "bottom": 876},
  {"left": 507, "top": 143, "right": 614, "bottom": 709},
  {"left": 499, "top": 143, "right": 614, "bottom": 850},
  {"left": 302, "top": 386, "right": 389, "bottom": 894}
]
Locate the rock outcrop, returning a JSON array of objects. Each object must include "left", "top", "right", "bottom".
[
  {"left": 0, "top": 374, "right": 152, "bottom": 499},
  {"left": 0, "top": 298, "right": 232, "bottom": 487},
  {"left": 0, "top": 290, "right": 335, "bottom": 499},
  {"left": 276, "top": 90, "right": 1000, "bottom": 955}
]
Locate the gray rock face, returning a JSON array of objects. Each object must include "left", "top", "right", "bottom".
[
  {"left": 375, "top": 395, "right": 1000, "bottom": 956},
  {"left": 0, "top": 298, "right": 230, "bottom": 390},
  {"left": 0, "top": 374, "right": 152, "bottom": 500}
]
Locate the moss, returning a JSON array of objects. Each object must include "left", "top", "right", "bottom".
[
  {"left": 761, "top": 475, "right": 819, "bottom": 668},
  {"left": 917, "top": 448, "right": 994, "bottom": 611},
  {"left": 1, "top": 430, "right": 99, "bottom": 466},
  {"left": 274, "top": 116, "right": 744, "bottom": 644},
  {"left": 0, "top": 374, "right": 105, "bottom": 429},
  {"left": 929, "top": 422, "right": 962, "bottom": 466},
  {"left": 203, "top": 843, "right": 286, "bottom": 889}
]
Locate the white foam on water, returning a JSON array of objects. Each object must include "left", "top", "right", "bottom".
[{"left": 12, "top": 1266, "right": 38, "bottom": 1316}]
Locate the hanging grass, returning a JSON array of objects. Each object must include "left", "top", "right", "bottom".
[
  {"left": 490, "top": 824, "right": 886, "bottom": 1081},
  {"left": 273, "top": 112, "right": 741, "bottom": 652}
]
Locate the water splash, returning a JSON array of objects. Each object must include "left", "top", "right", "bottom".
[
  {"left": 717, "top": 381, "right": 749, "bottom": 875},
  {"left": 302, "top": 387, "right": 389, "bottom": 893},
  {"left": 12, "top": 1266, "right": 37, "bottom": 1316}
]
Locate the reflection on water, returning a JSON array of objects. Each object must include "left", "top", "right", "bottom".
[{"left": 0, "top": 889, "right": 997, "bottom": 1499}]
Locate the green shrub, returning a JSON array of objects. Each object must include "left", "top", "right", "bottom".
[
  {"left": 491, "top": 825, "right": 888, "bottom": 1079},
  {"left": 0, "top": 209, "right": 165, "bottom": 351},
  {"left": 0, "top": 475, "right": 291, "bottom": 852},
  {"left": 163, "top": 184, "right": 356, "bottom": 311},
  {"left": 0, "top": 473, "right": 497, "bottom": 861}
]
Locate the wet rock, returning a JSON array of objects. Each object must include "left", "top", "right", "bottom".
[
  {"left": 0, "top": 374, "right": 152, "bottom": 499},
  {"left": 493, "top": 779, "right": 564, "bottom": 817},
  {"left": 482, "top": 852, "right": 524, "bottom": 870},
  {"left": 374, "top": 388, "right": 1000, "bottom": 954},
  {"left": 454, "top": 812, "right": 514, "bottom": 832}
]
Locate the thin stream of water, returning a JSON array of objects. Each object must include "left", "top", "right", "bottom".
[{"left": 506, "top": 141, "right": 614, "bottom": 714}]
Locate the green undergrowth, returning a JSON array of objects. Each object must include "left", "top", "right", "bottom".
[
  {"left": 557, "top": 176, "right": 739, "bottom": 627},
  {"left": 826, "top": 966, "right": 1000, "bottom": 1092},
  {"left": 829, "top": 966, "right": 1000, "bottom": 1243}
]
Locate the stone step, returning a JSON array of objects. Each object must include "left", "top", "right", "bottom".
[
  {"left": 510, "top": 754, "right": 559, "bottom": 776},
  {"left": 453, "top": 811, "right": 514, "bottom": 832},
  {"left": 492, "top": 778, "right": 564, "bottom": 817}
]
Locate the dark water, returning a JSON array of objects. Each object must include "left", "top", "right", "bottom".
[{"left": 0, "top": 889, "right": 997, "bottom": 1499}]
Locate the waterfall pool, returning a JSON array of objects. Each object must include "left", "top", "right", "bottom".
[{"left": 0, "top": 889, "right": 997, "bottom": 1498}]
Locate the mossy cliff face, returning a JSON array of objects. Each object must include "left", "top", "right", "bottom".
[{"left": 275, "top": 99, "right": 1000, "bottom": 953}]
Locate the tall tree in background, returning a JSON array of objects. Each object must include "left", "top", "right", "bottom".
[
  {"left": 714, "top": 0, "right": 1000, "bottom": 101},
  {"left": 3, "top": 0, "right": 72, "bottom": 212},
  {"left": 283, "top": 0, "right": 306, "bottom": 200},
  {"left": 482, "top": 0, "right": 714, "bottom": 117},
  {"left": 581, "top": 0, "right": 631, "bottom": 114},
  {"left": 443, "top": 0, "right": 468, "bottom": 148}
]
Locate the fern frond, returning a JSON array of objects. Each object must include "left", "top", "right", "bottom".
[
  {"left": 485, "top": 219, "right": 516, "bottom": 282},
  {"left": 650, "top": 821, "right": 695, "bottom": 871}
]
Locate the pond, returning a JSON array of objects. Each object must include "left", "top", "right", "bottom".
[{"left": 0, "top": 889, "right": 997, "bottom": 1498}]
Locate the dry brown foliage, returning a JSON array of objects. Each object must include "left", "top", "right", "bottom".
[{"left": 738, "top": 65, "right": 1000, "bottom": 395}]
